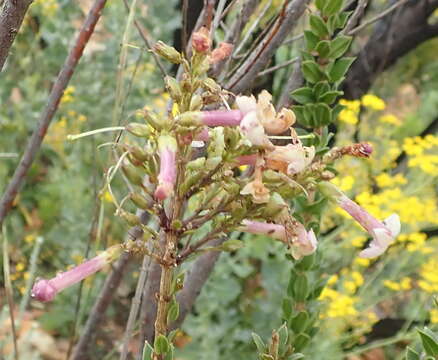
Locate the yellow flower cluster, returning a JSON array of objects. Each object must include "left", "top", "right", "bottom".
[
  {"left": 383, "top": 277, "right": 412, "bottom": 291},
  {"left": 338, "top": 99, "right": 360, "bottom": 125},
  {"left": 361, "top": 94, "right": 386, "bottom": 111},
  {"left": 403, "top": 135, "right": 438, "bottom": 175},
  {"left": 418, "top": 258, "right": 438, "bottom": 293},
  {"left": 331, "top": 175, "right": 355, "bottom": 192},
  {"left": 375, "top": 173, "right": 407, "bottom": 188},
  {"left": 61, "top": 86, "right": 75, "bottom": 104},
  {"left": 430, "top": 309, "right": 438, "bottom": 324},
  {"left": 320, "top": 287, "right": 358, "bottom": 318},
  {"left": 379, "top": 114, "right": 401, "bottom": 126},
  {"left": 355, "top": 188, "right": 438, "bottom": 226},
  {"left": 397, "top": 232, "right": 434, "bottom": 253}
]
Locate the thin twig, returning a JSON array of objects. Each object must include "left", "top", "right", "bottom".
[
  {"left": 347, "top": 0, "right": 409, "bottom": 36},
  {"left": 0, "top": 0, "right": 33, "bottom": 71},
  {"left": 171, "top": 237, "right": 227, "bottom": 331},
  {"left": 120, "top": 255, "right": 151, "bottom": 360},
  {"left": 342, "top": 0, "right": 368, "bottom": 35},
  {"left": 121, "top": 0, "right": 167, "bottom": 77},
  {"left": 18, "top": 236, "right": 43, "bottom": 318},
  {"left": 2, "top": 225, "right": 19, "bottom": 360},
  {"left": 0, "top": 0, "right": 108, "bottom": 228},
  {"left": 257, "top": 56, "right": 299, "bottom": 77},
  {"left": 182, "top": 0, "right": 189, "bottom": 53}
]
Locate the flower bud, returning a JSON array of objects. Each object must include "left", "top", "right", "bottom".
[
  {"left": 126, "top": 123, "right": 151, "bottom": 138},
  {"left": 129, "top": 192, "right": 152, "bottom": 209},
  {"left": 141, "top": 108, "right": 164, "bottom": 130},
  {"left": 129, "top": 145, "right": 149, "bottom": 163},
  {"left": 176, "top": 111, "right": 203, "bottom": 126},
  {"left": 202, "top": 78, "right": 222, "bottom": 93},
  {"left": 122, "top": 163, "right": 144, "bottom": 186},
  {"left": 165, "top": 76, "right": 182, "bottom": 102},
  {"left": 154, "top": 41, "right": 182, "bottom": 63},
  {"left": 210, "top": 42, "right": 233, "bottom": 64},
  {"left": 192, "top": 26, "right": 211, "bottom": 53},
  {"left": 190, "top": 94, "right": 203, "bottom": 111},
  {"left": 119, "top": 210, "right": 141, "bottom": 226}
]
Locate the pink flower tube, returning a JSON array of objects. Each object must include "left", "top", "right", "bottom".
[
  {"left": 32, "top": 245, "right": 122, "bottom": 302},
  {"left": 239, "top": 220, "right": 286, "bottom": 240},
  {"left": 338, "top": 195, "right": 400, "bottom": 258},
  {"left": 321, "top": 181, "right": 400, "bottom": 258},
  {"left": 201, "top": 109, "right": 243, "bottom": 127},
  {"left": 154, "top": 134, "right": 178, "bottom": 201}
]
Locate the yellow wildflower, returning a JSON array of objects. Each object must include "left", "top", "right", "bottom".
[
  {"left": 379, "top": 114, "right": 401, "bottom": 126},
  {"left": 361, "top": 94, "right": 386, "bottom": 110}
]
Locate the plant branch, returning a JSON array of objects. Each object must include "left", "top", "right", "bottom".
[
  {"left": 0, "top": 0, "right": 108, "bottom": 228},
  {"left": 342, "top": 0, "right": 369, "bottom": 34},
  {"left": 225, "top": 0, "right": 310, "bottom": 93},
  {"left": 0, "top": 0, "right": 33, "bottom": 71},
  {"left": 170, "top": 237, "right": 226, "bottom": 331}
]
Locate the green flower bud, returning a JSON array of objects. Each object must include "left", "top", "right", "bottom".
[
  {"left": 126, "top": 122, "right": 151, "bottom": 137},
  {"left": 119, "top": 210, "right": 141, "bottom": 226},
  {"left": 189, "top": 94, "right": 203, "bottom": 111},
  {"left": 176, "top": 111, "right": 202, "bottom": 126},
  {"left": 202, "top": 78, "right": 221, "bottom": 93},
  {"left": 129, "top": 192, "right": 152, "bottom": 209},
  {"left": 187, "top": 157, "right": 206, "bottom": 170},
  {"left": 129, "top": 145, "right": 149, "bottom": 163},
  {"left": 154, "top": 41, "right": 182, "bottom": 64},
  {"left": 122, "top": 163, "right": 144, "bottom": 186},
  {"left": 165, "top": 76, "right": 182, "bottom": 102},
  {"left": 141, "top": 108, "right": 165, "bottom": 130}
]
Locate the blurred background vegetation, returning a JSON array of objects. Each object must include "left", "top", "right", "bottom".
[{"left": 0, "top": 0, "right": 437, "bottom": 359}]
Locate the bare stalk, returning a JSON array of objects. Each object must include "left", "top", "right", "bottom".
[
  {"left": 0, "top": 0, "right": 108, "bottom": 227},
  {"left": 0, "top": 0, "right": 33, "bottom": 71}
]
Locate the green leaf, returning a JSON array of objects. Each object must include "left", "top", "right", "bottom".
[
  {"left": 163, "top": 344, "right": 174, "bottom": 360},
  {"left": 418, "top": 327, "right": 438, "bottom": 356},
  {"left": 304, "top": 30, "right": 319, "bottom": 51},
  {"left": 220, "top": 239, "right": 245, "bottom": 252},
  {"left": 302, "top": 60, "right": 325, "bottom": 83},
  {"left": 277, "top": 323, "right": 289, "bottom": 352},
  {"left": 167, "top": 300, "right": 180, "bottom": 323},
  {"left": 300, "top": 50, "right": 315, "bottom": 62},
  {"left": 313, "top": 82, "right": 330, "bottom": 98},
  {"left": 319, "top": 90, "right": 343, "bottom": 104},
  {"left": 329, "top": 36, "right": 352, "bottom": 58},
  {"left": 252, "top": 332, "right": 266, "bottom": 353},
  {"left": 309, "top": 14, "right": 329, "bottom": 38},
  {"left": 328, "top": 57, "right": 355, "bottom": 82},
  {"left": 316, "top": 40, "right": 331, "bottom": 58},
  {"left": 295, "top": 253, "right": 316, "bottom": 271},
  {"left": 294, "top": 333, "right": 311, "bottom": 351},
  {"left": 314, "top": 103, "right": 332, "bottom": 125},
  {"left": 142, "top": 342, "right": 154, "bottom": 360},
  {"left": 154, "top": 335, "right": 170, "bottom": 355},
  {"left": 405, "top": 347, "right": 420, "bottom": 360},
  {"left": 336, "top": 11, "right": 352, "bottom": 29},
  {"left": 290, "top": 354, "right": 305, "bottom": 360},
  {"left": 282, "top": 297, "right": 294, "bottom": 321},
  {"left": 293, "top": 273, "right": 309, "bottom": 301},
  {"left": 291, "top": 311, "right": 309, "bottom": 334},
  {"left": 291, "top": 87, "right": 314, "bottom": 104},
  {"left": 315, "top": 0, "right": 325, "bottom": 11},
  {"left": 324, "top": 0, "right": 344, "bottom": 16}
]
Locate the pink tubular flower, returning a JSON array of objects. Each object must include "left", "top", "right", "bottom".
[
  {"left": 338, "top": 195, "right": 400, "bottom": 258},
  {"left": 239, "top": 220, "right": 286, "bottom": 240},
  {"left": 265, "top": 143, "right": 315, "bottom": 175},
  {"left": 291, "top": 221, "right": 318, "bottom": 260},
  {"left": 240, "top": 219, "right": 317, "bottom": 260},
  {"left": 201, "top": 109, "right": 243, "bottom": 127},
  {"left": 32, "top": 245, "right": 122, "bottom": 302},
  {"left": 154, "top": 134, "right": 178, "bottom": 200},
  {"left": 321, "top": 182, "right": 400, "bottom": 258}
]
